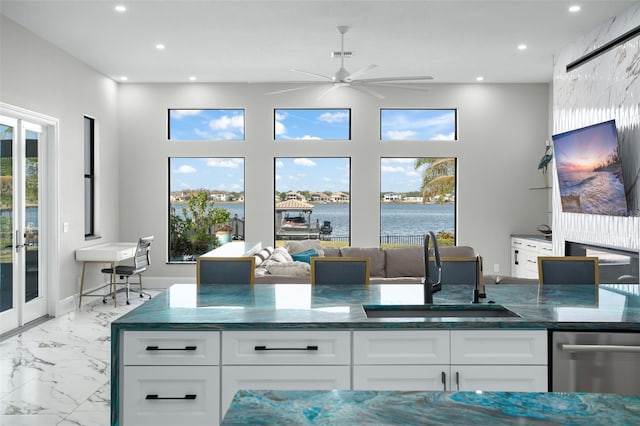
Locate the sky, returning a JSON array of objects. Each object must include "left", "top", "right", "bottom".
[
  {"left": 553, "top": 120, "right": 619, "bottom": 172},
  {"left": 168, "top": 109, "right": 455, "bottom": 192}
]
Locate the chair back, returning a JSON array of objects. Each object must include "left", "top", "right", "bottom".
[
  {"left": 197, "top": 257, "right": 256, "bottom": 284},
  {"left": 311, "top": 257, "right": 370, "bottom": 285},
  {"left": 537, "top": 256, "right": 599, "bottom": 285},
  {"left": 133, "top": 235, "right": 153, "bottom": 273},
  {"left": 427, "top": 255, "right": 483, "bottom": 286}
]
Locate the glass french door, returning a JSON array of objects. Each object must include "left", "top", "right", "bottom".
[{"left": 0, "top": 115, "right": 46, "bottom": 334}]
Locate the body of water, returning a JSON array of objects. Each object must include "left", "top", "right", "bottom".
[
  {"left": 172, "top": 202, "right": 454, "bottom": 237},
  {"left": 558, "top": 169, "right": 628, "bottom": 216}
]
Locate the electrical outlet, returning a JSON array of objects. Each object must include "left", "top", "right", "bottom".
[{"left": 493, "top": 263, "right": 500, "bottom": 273}]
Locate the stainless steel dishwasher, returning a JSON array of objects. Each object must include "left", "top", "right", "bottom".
[{"left": 551, "top": 331, "right": 640, "bottom": 394}]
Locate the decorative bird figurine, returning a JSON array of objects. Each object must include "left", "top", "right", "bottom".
[{"left": 538, "top": 143, "right": 553, "bottom": 174}]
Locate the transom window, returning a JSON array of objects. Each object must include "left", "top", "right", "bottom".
[
  {"left": 275, "top": 109, "right": 351, "bottom": 140},
  {"left": 168, "top": 109, "right": 245, "bottom": 141},
  {"left": 380, "top": 109, "right": 457, "bottom": 141}
]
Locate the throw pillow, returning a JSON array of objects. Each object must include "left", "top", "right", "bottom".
[
  {"left": 291, "top": 248, "right": 319, "bottom": 264},
  {"left": 266, "top": 261, "right": 311, "bottom": 278},
  {"left": 272, "top": 246, "right": 294, "bottom": 263},
  {"left": 285, "top": 239, "right": 325, "bottom": 257}
]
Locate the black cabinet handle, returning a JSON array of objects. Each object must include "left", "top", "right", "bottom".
[
  {"left": 254, "top": 345, "right": 319, "bottom": 351},
  {"left": 146, "top": 394, "right": 197, "bottom": 400},
  {"left": 145, "top": 345, "right": 197, "bottom": 351},
  {"left": 441, "top": 371, "right": 446, "bottom": 392}
]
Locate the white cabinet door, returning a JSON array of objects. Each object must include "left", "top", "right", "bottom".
[
  {"left": 123, "top": 366, "right": 220, "bottom": 426},
  {"left": 222, "top": 330, "right": 350, "bottom": 365},
  {"left": 353, "top": 365, "right": 448, "bottom": 391},
  {"left": 221, "top": 365, "right": 350, "bottom": 415},
  {"left": 451, "top": 365, "right": 548, "bottom": 392},
  {"left": 451, "top": 330, "right": 547, "bottom": 365},
  {"left": 353, "top": 330, "right": 450, "bottom": 365}
]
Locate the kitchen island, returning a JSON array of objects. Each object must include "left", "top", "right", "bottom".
[
  {"left": 222, "top": 389, "right": 640, "bottom": 425},
  {"left": 111, "top": 282, "right": 640, "bottom": 425}
]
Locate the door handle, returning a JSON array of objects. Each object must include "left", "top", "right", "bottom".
[
  {"left": 456, "top": 371, "right": 460, "bottom": 391},
  {"left": 441, "top": 371, "right": 446, "bottom": 392},
  {"left": 15, "top": 230, "right": 24, "bottom": 252},
  {"left": 561, "top": 344, "right": 640, "bottom": 353}
]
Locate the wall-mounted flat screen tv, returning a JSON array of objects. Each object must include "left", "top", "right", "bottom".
[{"left": 552, "top": 119, "right": 628, "bottom": 216}]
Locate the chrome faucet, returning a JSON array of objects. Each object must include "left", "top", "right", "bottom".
[{"left": 423, "top": 231, "right": 442, "bottom": 304}]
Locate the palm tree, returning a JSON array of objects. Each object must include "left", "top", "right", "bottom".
[{"left": 414, "top": 157, "right": 455, "bottom": 203}]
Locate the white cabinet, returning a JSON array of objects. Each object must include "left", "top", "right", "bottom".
[
  {"left": 353, "top": 329, "right": 547, "bottom": 392},
  {"left": 450, "top": 330, "right": 548, "bottom": 392},
  {"left": 121, "top": 331, "right": 220, "bottom": 426},
  {"left": 221, "top": 330, "right": 351, "bottom": 415},
  {"left": 511, "top": 236, "right": 552, "bottom": 279}
]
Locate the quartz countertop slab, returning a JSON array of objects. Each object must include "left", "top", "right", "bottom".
[
  {"left": 221, "top": 390, "right": 640, "bottom": 425},
  {"left": 112, "top": 283, "right": 640, "bottom": 331}
]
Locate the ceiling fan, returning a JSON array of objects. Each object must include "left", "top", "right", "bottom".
[{"left": 266, "top": 26, "right": 434, "bottom": 99}]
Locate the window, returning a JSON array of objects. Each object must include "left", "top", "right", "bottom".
[
  {"left": 274, "top": 157, "right": 350, "bottom": 247},
  {"left": 168, "top": 109, "right": 245, "bottom": 141},
  {"left": 168, "top": 157, "right": 245, "bottom": 262},
  {"left": 275, "top": 109, "right": 351, "bottom": 140},
  {"left": 380, "top": 157, "right": 456, "bottom": 246},
  {"left": 84, "top": 116, "right": 95, "bottom": 238},
  {"left": 380, "top": 109, "right": 457, "bottom": 141}
]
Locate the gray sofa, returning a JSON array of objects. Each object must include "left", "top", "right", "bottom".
[{"left": 253, "top": 243, "right": 480, "bottom": 285}]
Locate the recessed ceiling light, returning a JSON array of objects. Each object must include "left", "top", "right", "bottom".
[
  {"left": 476, "top": 76, "right": 484, "bottom": 81},
  {"left": 114, "top": 5, "right": 126, "bottom": 13},
  {"left": 155, "top": 44, "right": 166, "bottom": 50},
  {"left": 119, "top": 76, "right": 128, "bottom": 81},
  {"left": 189, "top": 76, "right": 197, "bottom": 81},
  {"left": 569, "top": 5, "right": 581, "bottom": 13},
  {"left": 517, "top": 44, "right": 528, "bottom": 51}
]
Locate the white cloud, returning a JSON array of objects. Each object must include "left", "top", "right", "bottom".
[
  {"left": 206, "top": 158, "right": 242, "bottom": 168},
  {"left": 170, "top": 109, "right": 203, "bottom": 119},
  {"left": 385, "top": 130, "right": 417, "bottom": 140},
  {"left": 275, "top": 112, "right": 287, "bottom": 121},
  {"left": 295, "top": 135, "right": 321, "bottom": 140},
  {"left": 216, "top": 131, "right": 242, "bottom": 140},
  {"left": 275, "top": 161, "right": 284, "bottom": 168},
  {"left": 275, "top": 120, "right": 287, "bottom": 136},
  {"left": 318, "top": 111, "right": 349, "bottom": 123},
  {"left": 209, "top": 115, "right": 244, "bottom": 130},
  {"left": 381, "top": 165, "right": 405, "bottom": 173},
  {"left": 175, "top": 165, "right": 197, "bottom": 174},
  {"left": 432, "top": 132, "right": 456, "bottom": 140},
  {"left": 293, "top": 158, "right": 316, "bottom": 167}
]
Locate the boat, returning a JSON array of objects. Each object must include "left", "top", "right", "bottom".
[{"left": 275, "top": 199, "right": 331, "bottom": 240}]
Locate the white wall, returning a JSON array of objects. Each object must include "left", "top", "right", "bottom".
[
  {"left": 0, "top": 16, "right": 120, "bottom": 305},
  {"left": 552, "top": 4, "right": 640, "bottom": 256},
  {"left": 118, "top": 82, "right": 550, "bottom": 281}
]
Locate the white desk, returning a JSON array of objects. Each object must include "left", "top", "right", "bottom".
[{"left": 76, "top": 242, "right": 137, "bottom": 307}]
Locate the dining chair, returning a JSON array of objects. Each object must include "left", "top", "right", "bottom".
[
  {"left": 537, "top": 256, "right": 599, "bottom": 285},
  {"left": 101, "top": 235, "right": 154, "bottom": 305},
  {"left": 311, "top": 257, "right": 370, "bottom": 285},
  {"left": 197, "top": 256, "right": 256, "bottom": 284}
]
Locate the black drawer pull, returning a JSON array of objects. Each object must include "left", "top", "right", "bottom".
[
  {"left": 254, "top": 345, "right": 319, "bottom": 351},
  {"left": 146, "top": 394, "right": 197, "bottom": 400},
  {"left": 145, "top": 345, "right": 197, "bottom": 351}
]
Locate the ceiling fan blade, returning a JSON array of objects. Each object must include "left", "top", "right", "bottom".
[
  {"left": 345, "top": 64, "right": 378, "bottom": 81},
  {"left": 316, "top": 84, "right": 343, "bottom": 99},
  {"left": 366, "top": 82, "right": 431, "bottom": 92},
  {"left": 349, "top": 85, "right": 386, "bottom": 99},
  {"left": 265, "top": 86, "right": 315, "bottom": 96},
  {"left": 355, "top": 75, "right": 434, "bottom": 83},
  {"left": 291, "top": 68, "right": 333, "bottom": 81}
]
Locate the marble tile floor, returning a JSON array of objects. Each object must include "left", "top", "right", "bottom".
[{"left": 0, "top": 290, "right": 160, "bottom": 426}]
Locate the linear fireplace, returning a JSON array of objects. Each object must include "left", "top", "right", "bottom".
[{"left": 565, "top": 241, "right": 639, "bottom": 284}]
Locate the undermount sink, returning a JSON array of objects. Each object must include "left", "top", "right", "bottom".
[{"left": 363, "top": 304, "right": 521, "bottom": 319}]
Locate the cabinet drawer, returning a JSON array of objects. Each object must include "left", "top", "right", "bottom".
[
  {"left": 451, "top": 330, "right": 547, "bottom": 365},
  {"left": 222, "top": 365, "right": 350, "bottom": 415},
  {"left": 353, "top": 365, "right": 448, "bottom": 391},
  {"left": 451, "top": 365, "right": 548, "bottom": 392},
  {"left": 123, "top": 331, "right": 220, "bottom": 366},
  {"left": 122, "top": 366, "right": 220, "bottom": 426},
  {"left": 222, "top": 330, "right": 350, "bottom": 365},
  {"left": 353, "top": 330, "right": 450, "bottom": 365}
]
